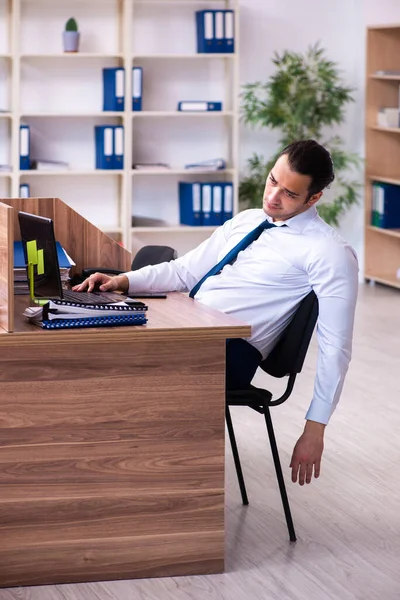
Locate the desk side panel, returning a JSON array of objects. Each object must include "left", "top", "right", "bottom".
[
  {"left": 0, "top": 336, "right": 225, "bottom": 586},
  {"left": 0, "top": 202, "right": 14, "bottom": 332}
]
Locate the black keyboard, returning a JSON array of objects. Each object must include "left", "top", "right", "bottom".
[{"left": 62, "top": 290, "right": 121, "bottom": 305}]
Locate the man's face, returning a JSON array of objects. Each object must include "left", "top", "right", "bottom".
[{"left": 262, "top": 154, "right": 322, "bottom": 221}]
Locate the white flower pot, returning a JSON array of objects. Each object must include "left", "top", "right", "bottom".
[{"left": 63, "top": 31, "right": 80, "bottom": 53}]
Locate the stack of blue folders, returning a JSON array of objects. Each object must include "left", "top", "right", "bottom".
[
  {"left": 102, "top": 67, "right": 143, "bottom": 111},
  {"left": 38, "top": 299, "right": 148, "bottom": 330},
  {"left": 179, "top": 181, "right": 233, "bottom": 226},
  {"left": 371, "top": 181, "right": 400, "bottom": 228},
  {"left": 196, "top": 10, "right": 235, "bottom": 53},
  {"left": 14, "top": 240, "right": 74, "bottom": 295},
  {"left": 95, "top": 125, "right": 124, "bottom": 169}
]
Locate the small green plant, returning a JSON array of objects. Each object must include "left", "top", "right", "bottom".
[
  {"left": 240, "top": 43, "right": 362, "bottom": 227},
  {"left": 65, "top": 17, "right": 78, "bottom": 32}
]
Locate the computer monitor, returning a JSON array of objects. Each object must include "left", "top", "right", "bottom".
[{"left": 18, "top": 211, "right": 64, "bottom": 300}]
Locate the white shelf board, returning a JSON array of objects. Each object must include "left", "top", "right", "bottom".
[
  {"left": 0, "top": 172, "right": 12, "bottom": 178},
  {"left": 0, "top": 112, "right": 12, "bottom": 118},
  {"left": 369, "top": 74, "right": 400, "bottom": 80},
  {"left": 131, "top": 225, "right": 218, "bottom": 233},
  {"left": 132, "top": 111, "right": 234, "bottom": 118},
  {"left": 19, "top": 170, "right": 124, "bottom": 176},
  {"left": 133, "top": 54, "right": 236, "bottom": 60},
  {"left": 20, "top": 53, "right": 124, "bottom": 60},
  {"left": 364, "top": 273, "right": 400, "bottom": 289},
  {"left": 132, "top": 168, "right": 235, "bottom": 176},
  {"left": 20, "top": 112, "right": 124, "bottom": 118},
  {"left": 367, "top": 174, "right": 400, "bottom": 186},
  {"left": 367, "top": 225, "right": 400, "bottom": 239},
  {"left": 370, "top": 126, "right": 400, "bottom": 133},
  {"left": 0, "top": 54, "right": 11, "bottom": 59}
]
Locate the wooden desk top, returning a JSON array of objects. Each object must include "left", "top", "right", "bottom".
[{"left": 0, "top": 293, "right": 251, "bottom": 346}]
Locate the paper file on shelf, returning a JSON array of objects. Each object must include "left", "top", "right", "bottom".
[
  {"left": 131, "top": 215, "right": 168, "bottom": 227},
  {"left": 132, "top": 163, "right": 171, "bottom": 170},
  {"left": 377, "top": 108, "right": 400, "bottom": 128},
  {"left": 184, "top": 158, "right": 226, "bottom": 171},
  {"left": 30, "top": 159, "right": 70, "bottom": 171}
]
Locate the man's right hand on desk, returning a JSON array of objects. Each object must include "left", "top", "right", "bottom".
[{"left": 72, "top": 272, "right": 129, "bottom": 293}]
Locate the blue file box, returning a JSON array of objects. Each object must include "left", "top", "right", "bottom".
[
  {"left": 179, "top": 182, "right": 202, "bottom": 226},
  {"left": 94, "top": 125, "right": 114, "bottom": 170},
  {"left": 19, "top": 125, "right": 30, "bottom": 170},
  {"left": 210, "top": 183, "right": 223, "bottom": 226},
  {"left": 201, "top": 183, "right": 212, "bottom": 226},
  {"left": 103, "top": 68, "right": 125, "bottom": 112},
  {"left": 224, "top": 10, "right": 235, "bottom": 53},
  {"left": 196, "top": 10, "right": 214, "bottom": 53},
  {"left": 222, "top": 182, "right": 233, "bottom": 223},
  {"left": 19, "top": 183, "right": 30, "bottom": 198},
  {"left": 132, "top": 67, "right": 143, "bottom": 111},
  {"left": 113, "top": 125, "right": 124, "bottom": 170}
]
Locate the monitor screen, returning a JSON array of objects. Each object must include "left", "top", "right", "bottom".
[{"left": 18, "top": 211, "right": 63, "bottom": 299}]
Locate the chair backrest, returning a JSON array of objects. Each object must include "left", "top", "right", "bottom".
[
  {"left": 130, "top": 245, "right": 177, "bottom": 271},
  {"left": 261, "top": 291, "right": 318, "bottom": 378}
]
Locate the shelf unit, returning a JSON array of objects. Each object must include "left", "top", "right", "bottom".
[
  {"left": 365, "top": 25, "right": 400, "bottom": 289},
  {"left": 0, "top": 0, "right": 239, "bottom": 256}
]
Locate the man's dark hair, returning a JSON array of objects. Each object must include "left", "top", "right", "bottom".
[{"left": 278, "top": 139, "right": 335, "bottom": 198}]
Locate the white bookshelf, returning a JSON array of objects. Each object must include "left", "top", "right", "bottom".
[{"left": 0, "top": 0, "right": 239, "bottom": 256}]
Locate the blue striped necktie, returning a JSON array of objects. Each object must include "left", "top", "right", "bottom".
[{"left": 189, "top": 219, "right": 278, "bottom": 298}]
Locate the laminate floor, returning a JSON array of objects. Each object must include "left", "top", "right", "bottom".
[{"left": 1, "top": 282, "right": 399, "bottom": 600}]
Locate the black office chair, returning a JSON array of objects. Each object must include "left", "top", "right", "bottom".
[
  {"left": 130, "top": 245, "right": 177, "bottom": 271},
  {"left": 226, "top": 290, "right": 319, "bottom": 542}
]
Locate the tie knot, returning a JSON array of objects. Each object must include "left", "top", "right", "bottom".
[{"left": 258, "top": 219, "right": 277, "bottom": 231}]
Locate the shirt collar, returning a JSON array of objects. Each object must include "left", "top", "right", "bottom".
[{"left": 265, "top": 205, "right": 318, "bottom": 232}]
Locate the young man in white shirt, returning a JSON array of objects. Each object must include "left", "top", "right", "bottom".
[{"left": 74, "top": 139, "right": 359, "bottom": 487}]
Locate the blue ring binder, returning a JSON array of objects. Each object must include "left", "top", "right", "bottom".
[{"left": 42, "top": 314, "right": 147, "bottom": 329}]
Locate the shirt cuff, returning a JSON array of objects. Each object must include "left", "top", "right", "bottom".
[
  {"left": 122, "top": 270, "right": 149, "bottom": 294},
  {"left": 305, "top": 398, "right": 334, "bottom": 425}
]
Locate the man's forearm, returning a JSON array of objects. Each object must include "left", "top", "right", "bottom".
[{"left": 304, "top": 419, "right": 326, "bottom": 437}]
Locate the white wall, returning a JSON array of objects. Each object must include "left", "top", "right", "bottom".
[
  {"left": 238, "top": 0, "right": 400, "bottom": 277},
  {"left": 238, "top": 0, "right": 364, "bottom": 270}
]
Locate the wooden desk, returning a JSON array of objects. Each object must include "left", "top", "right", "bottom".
[{"left": 0, "top": 293, "right": 250, "bottom": 587}]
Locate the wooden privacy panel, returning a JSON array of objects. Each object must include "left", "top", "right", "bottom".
[
  {"left": 0, "top": 202, "right": 14, "bottom": 332},
  {"left": 0, "top": 197, "right": 132, "bottom": 275}
]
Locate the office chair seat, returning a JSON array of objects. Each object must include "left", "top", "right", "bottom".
[{"left": 226, "top": 290, "right": 319, "bottom": 542}]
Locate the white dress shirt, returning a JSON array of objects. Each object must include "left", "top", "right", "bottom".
[{"left": 124, "top": 207, "right": 359, "bottom": 424}]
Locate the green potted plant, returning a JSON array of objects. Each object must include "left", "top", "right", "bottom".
[
  {"left": 63, "top": 17, "right": 80, "bottom": 53},
  {"left": 240, "top": 44, "right": 362, "bottom": 227}
]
